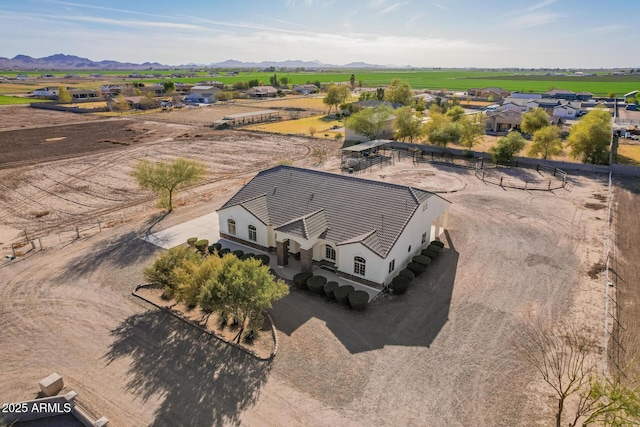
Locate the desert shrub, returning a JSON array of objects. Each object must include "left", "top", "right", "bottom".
[
  {"left": 334, "top": 285, "right": 354, "bottom": 305},
  {"left": 427, "top": 244, "right": 442, "bottom": 253},
  {"left": 324, "top": 281, "right": 339, "bottom": 299},
  {"left": 307, "top": 275, "right": 327, "bottom": 294},
  {"left": 430, "top": 240, "right": 445, "bottom": 249},
  {"left": 391, "top": 276, "right": 410, "bottom": 294},
  {"left": 243, "top": 328, "right": 259, "bottom": 343},
  {"left": 231, "top": 249, "right": 244, "bottom": 258},
  {"left": 423, "top": 248, "right": 438, "bottom": 259},
  {"left": 293, "top": 271, "right": 313, "bottom": 289},
  {"left": 219, "top": 248, "right": 231, "bottom": 256},
  {"left": 194, "top": 239, "right": 209, "bottom": 253},
  {"left": 398, "top": 269, "right": 415, "bottom": 280},
  {"left": 187, "top": 237, "right": 198, "bottom": 247},
  {"left": 348, "top": 290, "right": 369, "bottom": 310},
  {"left": 144, "top": 246, "right": 201, "bottom": 299},
  {"left": 407, "top": 262, "right": 427, "bottom": 276},
  {"left": 412, "top": 255, "right": 432, "bottom": 266},
  {"left": 255, "top": 254, "right": 271, "bottom": 266},
  {"left": 240, "top": 253, "right": 255, "bottom": 260}
]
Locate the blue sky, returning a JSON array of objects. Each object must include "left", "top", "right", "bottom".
[{"left": 1, "top": 0, "right": 638, "bottom": 68}]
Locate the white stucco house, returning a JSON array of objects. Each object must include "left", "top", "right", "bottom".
[
  {"left": 185, "top": 85, "right": 220, "bottom": 104},
  {"left": 217, "top": 165, "right": 451, "bottom": 287}
]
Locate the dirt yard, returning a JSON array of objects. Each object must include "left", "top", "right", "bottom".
[{"left": 0, "top": 105, "right": 635, "bottom": 426}]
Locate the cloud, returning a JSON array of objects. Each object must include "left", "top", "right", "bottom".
[
  {"left": 502, "top": 0, "right": 557, "bottom": 17},
  {"left": 506, "top": 12, "right": 557, "bottom": 29},
  {"left": 377, "top": 2, "right": 408, "bottom": 16},
  {"left": 590, "top": 24, "right": 627, "bottom": 35},
  {"left": 431, "top": 2, "right": 448, "bottom": 10},
  {"left": 57, "top": 15, "right": 203, "bottom": 30}
]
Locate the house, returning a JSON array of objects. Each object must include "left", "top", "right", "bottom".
[
  {"left": 467, "top": 87, "right": 511, "bottom": 99},
  {"left": 576, "top": 91, "right": 593, "bottom": 101},
  {"left": 140, "top": 84, "right": 166, "bottom": 96},
  {"left": 247, "top": 86, "right": 278, "bottom": 98},
  {"left": 553, "top": 103, "right": 580, "bottom": 119},
  {"left": 485, "top": 110, "right": 523, "bottom": 133},
  {"left": 32, "top": 87, "right": 60, "bottom": 98},
  {"left": 216, "top": 165, "right": 451, "bottom": 287},
  {"left": 292, "top": 84, "right": 319, "bottom": 94},
  {"left": 543, "top": 89, "right": 577, "bottom": 100},
  {"left": 510, "top": 92, "right": 542, "bottom": 100},
  {"left": 185, "top": 85, "right": 221, "bottom": 104},
  {"left": 69, "top": 89, "right": 99, "bottom": 100}
]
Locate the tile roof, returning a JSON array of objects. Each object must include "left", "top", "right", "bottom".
[{"left": 219, "top": 166, "right": 449, "bottom": 258}]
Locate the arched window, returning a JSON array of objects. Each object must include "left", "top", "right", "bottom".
[
  {"left": 325, "top": 244, "right": 336, "bottom": 261},
  {"left": 248, "top": 225, "right": 257, "bottom": 241},
  {"left": 354, "top": 256, "right": 366, "bottom": 276},
  {"left": 227, "top": 219, "right": 236, "bottom": 235}
]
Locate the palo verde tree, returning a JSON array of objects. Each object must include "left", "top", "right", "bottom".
[
  {"left": 345, "top": 104, "right": 394, "bottom": 140},
  {"left": 424, "top": 111, "right": 462, "bottom": 150},
  {"left": 529, "top": 126, "right": 563, "bottom": 160},
  {"left": 445, "top": 105, "right": 466, "bottom": 122},
  {"left": 144, "top": 246, "right": 202, "bottom": 299},
  {"left": 459, "top": 112, "right": 487, "bottom": 149},
  {"left": 521, "top": 108, "right": 551, "bottom": 135},
  {"left": 567, "top": 108, "right": 612, "bottom": 164},
  {"left": 131, "top": 157, "right": 206, "bottom": 212},
  {"left": 57, "top": 86, "right": 72, "bottom": 103},
  {"left": 393, "top": 106, "right": 423, "bottom": 142},
  {"left": 384, "top": 78, "right": 412, "bottom": 106},
  {"left": 323, "top": 84, "right": 350, "bottom": 115},
  {"left": 489, "top": 131, "right": 525, "bottom": 163},
  {"left": 163, "top": 81, "right": 176, "bottom": 93}
]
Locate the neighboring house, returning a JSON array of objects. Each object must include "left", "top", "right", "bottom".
[
  {"left": 247, "top": 86, "right": 278, "bottom": 98},
  {"left": 500, "top": 101, "right": 526, "bottom": 113},
  {"left": 100, "top": 84, "right": 121, "bottom": 95},
  {"left": 32, "top": 87, "right": 60, "bottom": 98},
  {"left": 412, "top": 93, "right": 435, "bottom": 105},
  {"left": 485, "top": 110, "right": 523, "bottom": 133},
  {"left": 552, "top": 105, "right": 579, "bottom": 119},
  {"left": 510, "top": 92, "right": 542, "bottom": 100},
  {"left": 292, "top": 84, "right": 319, "bottom": 94},
  {"left": 576, "top": 91, "right": 593, "bottom": 101},
  {"left": 140, "top": 84, "right": 166, "bottom": 96},
  {"left": 467, "top": 87, "right": 511, "bottom": 99},
  {"left": 185, "top": 85, "right": 221, "bottom": 104},
  {"left": 217, "top": 165, "right": 451, "bottom": 287},
  {"left": 69, "top": 89, "right": 99, "bottom": 100},
  {"left": 543, "top": 89, "right": 577, "bottom": 100}
]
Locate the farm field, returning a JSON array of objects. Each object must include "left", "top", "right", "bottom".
[
  {"left": 0, "top": 95, "right": 47, "bottom": 105},
  {"left": 244, "top": 114, "right": 344, "bottom": 138}
]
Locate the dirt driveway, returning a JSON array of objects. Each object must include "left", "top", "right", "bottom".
[{"left": 0, "top": 134, "right": 617, "bottom": 427}]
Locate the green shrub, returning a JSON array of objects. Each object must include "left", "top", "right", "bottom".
[
  {"left": 293, "top": 271, "right": 313, "bottom": 289},
  {"left": 212, "top": 242, "right": 222, "bottom": 251},
  {"left": 255, "top": 254, "right": 271, "bottom": 266},
  {"left": 240, "top": 253, "right": 255, "bottom": 260},
  {"left": 399, "top": 269, "right": 415, "bottom": 280},
  {"left": 307, "top": 275, "right": 327, "bottom": 294},
  {"left": 231, "top": 249, "right": 244, "bottom": 258},
  {"left": 423, "top": 248, "right": 438, "bottom": 259},
  {"left": 430, "top": 240, "right": 445, "bottom": 249},
  {"left": 324, "top": 281, "right": 339, "bottom": 299},
  {"left": 427, "top": 244, "right": 442, "bottom": 253},
  {"left": 391, "top": 276, "right": 410, "bottom": 294},
  {"left": 348, "top": 290, "right": 369, "bottom": 310},
  {"left": 407, "top": 262, "right": 426, "bottom": 276},
  {"left": 420, "top": 249, "right": 434, "bottom": 259},
  {"left": 219, "top": 248, "right": 231, "bottom": 256},
  {"left": 207, "top": 244, "right": 217, "bottom": 255},
  {"left": 334, "top": 285, "right": 354, "bottom": 305},
  {"left": 194, "top": 239, "right": 209, "bottom": 253},
  {"left": 187, "top": 237, "right": 198, "bottom": 247},
  {"left": 412, "top": 255, "right": 432, "bottom": 266}
]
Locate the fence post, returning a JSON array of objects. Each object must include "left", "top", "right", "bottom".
[
  {"left": 524, "top": 181, "right": 528, "bottom": 190},
  {"left": 548, "top": 180, "right": 551, "bottom": 190},
  {"left": 98, "top": 220, "right": 102, "bottom": 232},
  {"left": 75, "top": 226, "right": 80, "bottom": 240},
  {"left": 500, "top": 177, "right": 503, "bottom": 187}
]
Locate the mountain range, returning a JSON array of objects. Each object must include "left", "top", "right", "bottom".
[{"left": 0, "top": 54, "right": 411, "bottom": 70}]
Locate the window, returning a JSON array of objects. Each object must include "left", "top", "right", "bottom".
[
  {"left": 248, "top": 225, "right": 257, "bottom": 242},
  {"left": 227, "top": 219, "right": 236, "bottom": 235},
  {"left": 422, "top": 232, "right": 427, "bottom": 244},
  {"left": 325, "top": 244, "right": 336, "bottom": 261},
  {"left": 354, "top": 256, "right": 366, "bottom": 276},
  {"left": 388, "top": 259, "right": 395, "bottom": 273}
]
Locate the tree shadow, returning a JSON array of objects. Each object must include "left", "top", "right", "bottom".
[
  {"left": 271, "top": 233, "right": 458, "bottom": 354},
  {"left": 104, "top": 310, "right": 271, "bottom": 426}
]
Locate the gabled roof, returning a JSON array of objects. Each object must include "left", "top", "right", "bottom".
[
  {"left": 544, "top": 89, "right": 575, "bottom": 95},
  {"left": 219, "top": 166, "right": 449, "bottom": 258}
]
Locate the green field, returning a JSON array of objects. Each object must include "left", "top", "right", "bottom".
[
  {"left": 0, "top": 95, "right": 47, "bottom": 105},
  {"left": 2, "top": 69, "right": 639, "bottom": 96}
]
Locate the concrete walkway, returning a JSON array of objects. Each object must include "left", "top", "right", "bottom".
[
  {"left": 143, "top": 212, "right": 219, "bottom": 249},
  {"left": 143, "top": 212, "right": 382, "bottom": 302}
]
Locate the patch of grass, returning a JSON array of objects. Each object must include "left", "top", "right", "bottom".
[
  {"left": 0, "top": 95, "right": 47, "bottom": 105},
  {"left": 245, "top": 114, "right": 343, "bottom": 138}
]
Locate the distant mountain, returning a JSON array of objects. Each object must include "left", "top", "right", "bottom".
[
  {"left": 0, "top": 54, "right": 167, "bottom": 70},
  {"left": 0, "top": 53, "right": 413, "bottom": 70}
]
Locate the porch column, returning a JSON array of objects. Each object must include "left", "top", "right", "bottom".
[
  {"left": 441, "top": 210, "right": 449, "bottom": 229},
  {"left": 276, "top": 240, "right": 288, "bottom": 267},
  {"left": 300, "top": 247, "right": 313, "bottom": 273}
]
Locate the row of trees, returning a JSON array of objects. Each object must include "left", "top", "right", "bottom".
[{"left": 144, "top": 246, "right": 289, "bottom": 343}]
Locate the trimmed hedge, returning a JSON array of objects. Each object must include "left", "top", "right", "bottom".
[
  {"left": 423, "top": 248, "right": 439, "bottom": 259},
  {"left": 412, "top": 255, "right": 432, "bottom": 266},
  {"left": 334, "top": 285, "right": 354, "bottom": 305},
  {"left": 187, "top": 237, "right": 198, "bottom": 247},
  {"left": 427, "top": 244, "right": 442, "bottom": 253},
  {"left": 255, "top": 254, "right": 271, "bottom": 266},
  {"left": 420, "top": 249, "right": 434, "bottom": 259},
  {"left": 194, "top": 239, "right": 209, "bottom": 253},
  {"left": 231, "top": 249, "right": 244, "bottom": 258},
  {"left": 240, "top": 253, "right": 255, "bottom": 260},
  {"left": 398, "top": 269, "right": 415, "bottom": 280},
  {"left": 307, "top": 275, "right": 327, "bottom": 294},
  {"left": 293, "top": 271, "right": 313, "bottom": 289},
  {"left": 407, "top": 262, "right": 427, "bottom": 276},
  {"left": 430, "top": 240, "right": 445, "bottom": 249},
  {"left": 219, "top": 248, "right": 231, "bottom": 256},
  {"left": 324, "top": 281, "right": 339, "bottom": 299},
  {"left": 348, "top": 290, "right": 369, "bottom": 311},
  {"left": 391, "top": 276, "right": 411, "bottom": 294}
]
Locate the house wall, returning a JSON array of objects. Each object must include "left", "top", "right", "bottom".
[
  {"left": 553, "top": 107, "right": 577, "bottom": 118},
  {"left": 217, "top": 205, "right": 269, "bottom": 249}
]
